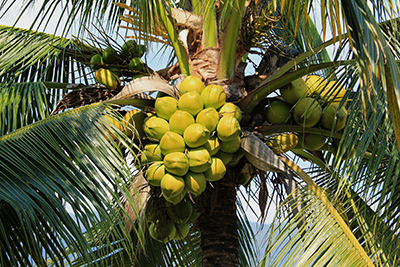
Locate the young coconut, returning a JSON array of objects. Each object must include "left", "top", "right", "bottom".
[
  {"left": 149, "top": 219, "right": 176, "bottom": 243},
  {"left": 102, "top": 47, "right": 118, "bottom": 64},
  {"left": 321, "top": 104, "right": 347, "bottom": 131},
  {"left": 280, "top": 77, "right": 308, "bottom": 104},
  {"left": 163, "top": 152, "right": 189, "bottom": 176},
  {"left": 155, "top": 96, "right": 178, "bottom": 120},
  {"left": 201, "top": 84, "right": 226, "bottom": 109},
  {"left": 146, "top": 161, "right": 165, "bottom": 186},
  {"left": 169, "top": 110, "right": 195, "bottom": 135},
  {"left": 159, "top": 131, "right": 186, "bottom": 155},
  {"left": 184, "top": 171, "right": 207, "bottom": 196},
  {"left": 178, "top": 91, "right": 204, "bottom": 116},
  {"left": 219, "top": 103, "right": 242, "bottom": 122},
  {"left": 220, "top": 135, "right": 241, "bottom": 154},
  {"left": 161, "top": 173, "right": 186, "bottom": 198},
  {"left": 95, "top": 68, "right": 120, "bottom": 90},
  {"left": 90, "top": 54, "right": 104, "bottom": 70},
  {"left": 123, "top": 109, "right": 147, "bottom": 139},
  {"left": 293, "top": 97, "right": 322, "bottom": 127},
  {"left": 183, "top": 123, "right": 211, "bottom": 148},
  {"left": 140, "top": 143, "right": 163, "bottom": 164},
  {"left": 187, "top": 147, "right": 212, "bottom": 173},
  {"left": 216, "top": 116, "right": 241, "bottom": 142},
  {"left": 265, "top": 101, "right": 292, "bottom": 124},
  {"left": 298, "top": 133, "right": 326, "bottom": 150},
  {"left": 265, "top": 133, "right": 298, "bottom": 154},
  {"left": 196, "top": 107, "right": 220, "bottom": 132},
  {"left": 179, "top": 75, "right": 205, "bottom": 95},
  {"left": 205, "top": 157, "right": 226, "bottom": 182},
  {"left": 163, "top": 190, "right": 186, "bottom": 205},
  {"left": 204, "top": 136, "right": 221, "bottom": 156},
  {"left": 166, "top": 200, "right": 193, "bottom": 224},
  {"left": 143, "top": 116, "right": 170, "bottom": 140}
]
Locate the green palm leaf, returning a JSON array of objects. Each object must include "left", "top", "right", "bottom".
[{"left": 0, "top": 103, "right": 141, "bottom": 266}]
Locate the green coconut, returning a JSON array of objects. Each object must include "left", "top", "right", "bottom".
[
  {"left": 196, "top": 107, "right": 220, "bottom": 132},
  {"left": 163, "top": 152, "right": 189, "bottom": 176},
  {"left": 183, "top": 123, "right": 211, "bottom": 148},
  {"left": 121, "top": 40, "right": 138, "bottom": 58},
  {"left": 265, "top": 133, "right": 298, "bottom": 154},
  {"left": 293, "top": 97, "right": 322, "bottom": 127},
  {"left": 220, "top": 135, "right": 241, "bottom": 154},
  {"left": 305, "top": 75, "right": 325, "bottom": 96},
  {"left": 143, "top": 116, "right": 170, "bottom": 140},
  {"left": 140, "top": 143, "right": 163, "bottom": 164},
  {"left": 166, "top": 200, "right": 193, "bottom": 224},
  {"left": 265, "top": 101, "right": 292, "bottom": 124},
  {"left": 95, "top": 68, "right": 120, "bottom": 90},
  {"left": 215, "top": 151, "right": 233, "bottom": 165},
  {"left": 321, "top": 104, "right": 347, "bottom": 131},
  {"left": 128, "top": 58, "right": 144, "bottom": 72},
  {"left": 159, "top": 131, "right": 186, "bottom": 155},
  {"left": 205, "top": 157, "right": 226, "bottom": 182},
  {"left": 188, "top": 147, "right": 212, "bottom": 173},
  {"left": 216, "top": 116, "right": 241, "bottom": 142},
  {"left": 219, "top": 103, "right": 242, "bottom": 122},
  {"left": 179, "top": 75, "right": 205, "bottom": 95},
  {"left": 161, "top": 173, "right": 186, "bottom": 198},
  {"left": 149, "top": 219, "right": 176, "bottom": 243},
  {"left": 102, "top": 47, "right": 118, "bottom": 64},
  {"left": 146, "top": 161, "right": 165, "bottom": 186},
  {"left": 178, "top": 91, "right": 204, "bottom": 116},
  {"left": 123, "top": 109, "right": 147, "bottom": 139},
  {"left": 169, "top": 110, "right": 195, "bottom": 135},
  {"left": 173, "top": 223, "right": 190, "bottom": 240},
  {"left": 138, "top": 44, "right": 146, "bottom": 58},
  {"left": 155, "top": 96, "right": 178, "bottom": 120},
  {"left": 201, "top": 84, "right": 226, "bottom": 109},
  {"left": 108, "top": 66, "right": 121, "bottom": 77},
  {"left": 101, "top": 114, "right": 124, "bottom": 141},
  {"left": 280, "top": 78, "right": 309, "bottom": 104},
  {"left": 184, "top": 171, "right": 207, "bottom": 196},
  {"left": 163, "top": 190, "right": 186, "bottom": 205},
  {"left": 298, "top": 133, "right": 326, "bottom": 150},
  {"left": 203, "top": 136, "right": 221, "bottom": 156},
  {"left": 90, "top": 54, "right": 104, "bottom": 70}
]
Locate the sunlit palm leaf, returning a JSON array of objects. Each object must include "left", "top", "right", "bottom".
[
  {"left": 261, "top": 187, "right": 372, "bottom": 267},
  {"left": 0, "top": 103, "right": 139, "bottom": 266}
]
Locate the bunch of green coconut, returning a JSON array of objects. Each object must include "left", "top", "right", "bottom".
[
  {"left": 141, "top": 75, "right": 243, "bottom": 242},
  {"left": 90, "top": 39, "right": 146, "bottom": 90},
  {"left": 265, "top": 75, "right": 349, "bottom": 153}
]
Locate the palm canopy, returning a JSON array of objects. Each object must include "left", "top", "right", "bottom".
[{"left": 1, "top": 0, "right": 400, "bottom": 266}]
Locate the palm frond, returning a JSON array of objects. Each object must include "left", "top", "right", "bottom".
[
  {"left": 0, "top": 103, "right": 141, "bottom": 266},
  {"left": 261, "top": 186, "right": 372, "bottom": 267}
]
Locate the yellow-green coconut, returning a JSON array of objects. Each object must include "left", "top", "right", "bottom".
[
  {"left": 205, "top": 157, "right": 226, "bottom": 182},
  {"left": 183, "top": 123, "right": 211, "bottom": 148},
  {"left": 184, "top": 171, "right": 207, "bottom": 196},
  {"left": 163, "top": 152, "right": 189, "bottom": 176}
]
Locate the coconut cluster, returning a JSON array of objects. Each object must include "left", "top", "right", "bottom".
[
  {"left": 265, "top": 75, "right": 349, "bottom": 152},
  {"left": 146, "top": 199, "right": 199, "bottom": 243},
  {"left": 90, "top": 40, "right": 146, "bottom": 90},
  {"left": 141, "top": 76, "right": 242, "bottom": 242}
]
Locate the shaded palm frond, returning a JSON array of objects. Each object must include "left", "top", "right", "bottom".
[{"left": 0, "top": 103, "right": 141, "bottom": 266}]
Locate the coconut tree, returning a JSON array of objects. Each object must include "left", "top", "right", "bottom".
[{"left": 1, "top": 0, "right": 400, "bottom": 266}]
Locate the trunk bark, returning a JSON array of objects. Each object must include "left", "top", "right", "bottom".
[{"left": 197, "top": 173, "right": 239, "bottom": 267}]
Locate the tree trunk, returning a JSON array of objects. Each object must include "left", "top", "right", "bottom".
[{"left": 197, "top": 173, "right": 239, "bottom": 267}]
